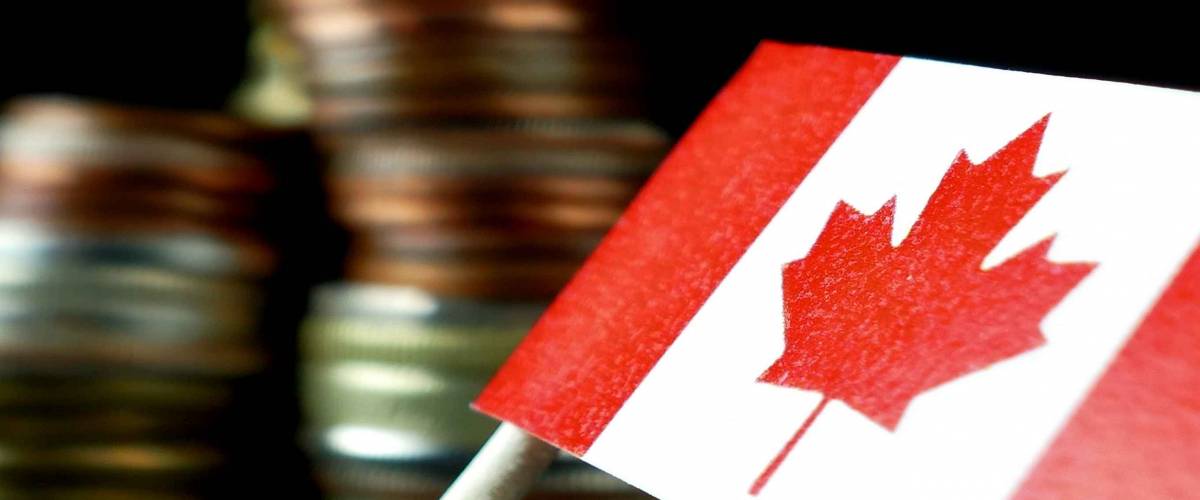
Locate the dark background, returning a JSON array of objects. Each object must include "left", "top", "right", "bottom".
[
  {"left": 0, "top": 3, "right": 1191, "bottom": 497},
  {"left": 3, "top": 4, "right": 1195, "bottom": 135}
]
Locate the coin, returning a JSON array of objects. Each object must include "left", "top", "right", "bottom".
[
  {"left": 330, "top": 122, "right": 666, "bottom": 176},
  {"left": 349, "top": 227, "right": 605, "bottom": 261},
  {"left": 307, "top": 282, "right": 546, "bottom": 322},
  {"left": 0, "top": 222, "right": 274, "bottom": 279},
  {"left": 232, "top": 20, "right": 314, "bottom": 127},
  {"left": 312, "top": 90, "right": 645, "bottom": 128},
  {"left": 273, "top": 1, "right": 665, "bottom": 496},
  {"left": 279, "top": 0, "right": 617, "bottom": 46},
  {"left": 306, "top": 425, "right": 479, "bottom": 467},
  {"left": 0, "top": 441, "right": 223, "bottom": 480},
  {"left": 0, "top": 409, "right": 221, "bottom": 443},
  {"left": 0, "top": 261, "right": 260, "bottom": 308},
  {"left": 301, "top": 315, "right": 527, "bottom": 369},
  {"left": 301, "top": 362, "right": 496, "bottom": 452},
  {"left": 0, "top": 96, "right": 278, "bottom": 494},
  {"left": 0, "top": 339, "right": 263, "bottom": 379},
  {"left": 306, "top": 47, "right": 641, "bottom": 93},
  {"left": 0, "top": 183, "right": 258, "bottom": 224},
  {"left": 0, "top": 285, "right": 258, "bottom": 333},
  {"left": 343, "top": 255, "right": 580, "bottom": 298},
  {"left": 0, "top": 373, "right": 232, "bottom": 411},
  {"left": 0, "top": 485, "right": 200, "bottom": 500},
  {"left": 333, "top": 194, "right": 626, "bottom": 231},
  {"left": 3, "top": 96, "right": 264, "bottom": 146},
  {"left": 304, "top": 33, "right": 635, "bottom": 65},
  {"left": 0, "top": 104, "right": 272, "bottom": 195}
]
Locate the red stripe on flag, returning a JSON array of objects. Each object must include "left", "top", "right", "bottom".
[
  {"left": 474, "top": 43, "right": 899, "bottom": 455},
  {"left": 1015, "top": 242, "right": 1200, "bottom": 499}
]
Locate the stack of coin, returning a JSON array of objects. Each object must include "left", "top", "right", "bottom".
[
  {"left": 271, "top": 0, "right": 644, "bottom": 139},
  {"left": 328, "top": 120, "right": 665, "bottom": 299},
  {"left": 232, "top": 5, "right": 313, "bottom": 128},
  {"left": 267, "top": 0, "right": 665, "bottom": 497},
  {"left": 300, "top": 284, "right": 532, "bottom": 456},
  {"left": 0, "top": 96, "right": 276, "bottom": 497},
  {"left": 299, "top": 284, "right": 650, "bottom": 499},
  {"left": 269, "top": 0, "right": 670, "bottom": 298}
]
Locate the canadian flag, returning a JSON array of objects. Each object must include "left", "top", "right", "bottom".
[{"left": 474, "top": 44, "right": 1200, "bottom": 499}]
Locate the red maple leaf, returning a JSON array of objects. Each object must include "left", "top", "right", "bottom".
[{"left": 750, "top": 115, "right": 1095, "bottom": 495}]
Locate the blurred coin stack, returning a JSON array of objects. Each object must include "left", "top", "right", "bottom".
[
  {"left": 269, "top": 0, "right": 666, "bottom": 497},
  {"left": 0, "top": 96, "right": 276, "bottom": 497},
  {"left": 232, "top": 6, "right": 313, "bottom": 128}
]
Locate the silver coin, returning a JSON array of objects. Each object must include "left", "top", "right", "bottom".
[
  {"left": 301, "top": 361, "right": 496, "bottom": 449},
  {"left": 0, "top": 288, "right": 258, "bottom": 338},
  {"left": 308, "top": 282, "right": 545, "bottom": 325},
  {"left": 303, "top": 423, "right": 488, "bottom": 463},
  {"left": 0, "top": 121, "right": 261, "bottom": 173},
  {"left": 299, "top": 315, "right": 525, "bottom": 370},
  {"left": 0, "top": 221, "right": 273, "bottom": 278},
  {"left": 0, "top": 261, "right": 260, "bottom": 308}
]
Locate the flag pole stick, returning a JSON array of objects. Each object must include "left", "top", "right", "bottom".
[{"left": 440, "top": 422, "right": 558, "bottom": 500}]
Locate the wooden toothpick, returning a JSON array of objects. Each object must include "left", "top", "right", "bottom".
[{"left": 440, "top": 423, "right": 557, "bottom": 500}]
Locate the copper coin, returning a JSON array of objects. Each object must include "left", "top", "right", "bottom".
[
  {"left": 4, "top": 95, "right": 264, "bottom": 145},
  {"left": 0, "top": 123, "right": 271, "bottom": 194},
  {"left": 0, "top": 183, "right": 258, "bottom": 223},
  {"left": 312, "top": 90, "right": 645, "bottom": 125},
  {"left": 344, "top": 252, "right": 580, "bottom": 297},
  {"left": 0, "top": 158, "right": 271, "bottom": 197},
  {"left": 0, "top": 210, "right": 268, "bottom": 250},
  {"left": 306, "top": 47, "right": 641, "bottom": 93},
  {"left": 350, "top": 226, "right": 604, "bottom": 260},
  {"left": 333, "top": 193, "right": 625, "bottom": 231},
  {"left": 329, "top": 172, "right": 641, "bottom": 205},
  {"left": 280, "top": 0, "right": 616, "bottom": 46},
  {"left": 305, "top": 32, "right": 634, "bottom": 64},
  {"left": 0, "top": 95, "right": 273, "bottom": 196},
  {"left": 332, "top": 120, "right": 665, "bottom": 173}
]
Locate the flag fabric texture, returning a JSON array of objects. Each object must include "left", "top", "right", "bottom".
[{"left": 473, "top": 43, "right": 1200, "bottom": 499}]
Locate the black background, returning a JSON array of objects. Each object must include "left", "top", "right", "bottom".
[{"left": 3, "top": 4, "right": 1196, "bottom": 135}]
